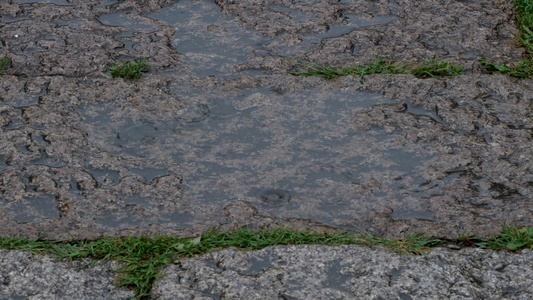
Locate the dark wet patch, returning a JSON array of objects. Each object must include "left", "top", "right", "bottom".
[
  {"left": 146, "top": 0, "right": 267, "bottom": 77},
  {"left": 129, "top": 167, "right": 170, "bottom": 184},
  {"left": 390, "top": 207, "right": 435, "bottom": 222},
  {"left": 77, "top": 84, "right": 445, "bottom": 226},
  {"left": 96, "top": 208, "right": 145, "bottom": 231},
  {"left": 85, "top": 167, "right": 120, "bottom": 187},
  {"left": 6, "top": 195, "right": 60, "bottom": 223},
  {"left": 177, "top": 103, "right": 210, "bottom": 124},
  {"left": 324, "top": 260, "right": 352, "bottom": 294},
  {"left": 259, "top": 189, "right": 292, "bottom": 206}
]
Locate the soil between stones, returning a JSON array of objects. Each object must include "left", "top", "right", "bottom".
[{"left": 0, "top": 0, "right": 532, "bottom": 241}]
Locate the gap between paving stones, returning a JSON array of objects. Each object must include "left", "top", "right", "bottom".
[{"left": 2, "top": 225, "right": 533, "bottom": 299}]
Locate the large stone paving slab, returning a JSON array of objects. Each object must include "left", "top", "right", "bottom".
[
  {"left": 0, "top": 249, "right": 134, "bottom": 299},
  {"left": 152, "top": 245, "right": 533, "bottom": 299},
  {"left": 1, "top": 74, "right": 533, "bottom": 240},
  {"left": 2, "top": 0, "right": 533, "bottom": 298},
  {"left": 0, "top": 0, "right": 525, "bottom": 78},
  {"left": 0, "top": 0, "right": 532, "bottom": 241}
]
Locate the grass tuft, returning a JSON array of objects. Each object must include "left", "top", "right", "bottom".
[
  {"left": 481, "top": 0, "right": 533, "bottom": 77},
  {"left": 1, "top": 226, "right": 533, "bottom": 299},
  {"left": 460, "top": 225, "right": 533, "bottom": 251},
  {"left": 514, "top": 0, "right": 533, "bottom": 55},
  {"left": 480, "top": 59, "right": 533, "bottom": 78},
  {"left": 364, "top": 233, "right": 443, "bottom": 256},
  {"left": 109, "top": 59, "right": 148, "bottom": 80},
  {"left": 290, "top": 56, "right": 462, "bottom": 82},
  {"left": 0, "top": 57, "right": 11, "bottom": 74}
]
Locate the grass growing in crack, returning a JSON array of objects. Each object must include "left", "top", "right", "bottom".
[
  {"left": 1, "top": 226, "right": 533, "bottom": 299},
  {"left": 480, "top": 59, "right": 533, "bottom": 78},
  {"left": 0, "top": 57, "right": 11, "bottom": 74},
  {"left": 364, "top": 233, "right": 442, "bottom": 256},
  {"left": 290, "top": 56, "right": 463, "bottom": 82},
  {"left": 513, "top": 0, "right": 533, "bottom": 54},
  {"left": 481, "top": 0, "right": 533, "bottom": 78},
  {"left": 109, "top": 59, "right": 148, "bottom": 80},
  {"left": 460, "top": 225, "right": 533, "bottom": 251}
]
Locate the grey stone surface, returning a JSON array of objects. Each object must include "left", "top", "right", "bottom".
[
  {"left": 1, "top": 0, "right": 533, "bottom": 298},
  {"left": 152, "top": 245, "right": 533, "bottom": 300},
  {"left": 0, "top": 249, "right": 134, "bottom": 299},
  {"left": 1, "top": 0, "right": 532, "bottom": 241},
  {"left": 2, "top": 73, "right": 533, "bottom": 240},
  {"left": 2, "top": 245, "right": 532, "bottom": 299}
]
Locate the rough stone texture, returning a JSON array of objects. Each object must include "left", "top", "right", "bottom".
[
  {"left": 1, "top": 0, "right": 533, "bottom": 298},
  {"left": 0, "top": 0, "right": 527, "bottom": 77},
  {"left": 2, "top": 73, "right": 533, "bottom": 240},
  {"left": 1, "top": 244, "right": 533, "bottom": 299},
  {"left": 0, "top": 249, "right": 134, "bottom": 299},
  {"left": 0, "top": 0, "right": 181, "bottom": 77},
  {"left": 218, "top": 0, "right": 525, "bottom": 73},
  {"left": 152, "top": 244, "right": 533, "bottom": 299}
]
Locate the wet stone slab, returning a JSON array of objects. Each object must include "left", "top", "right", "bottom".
[
  {"left": 1, "top": 74, "right": 533, "bottom": 240},
  {"left": 0, "top": 0, "right": 532, "bottom": 241},
  {"left": 0, "top": 0, "right": 526, "bottom": 77}
]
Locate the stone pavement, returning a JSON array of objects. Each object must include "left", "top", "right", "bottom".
[
  {"left": 1, "top": 0, "right": 533, "bottom": 298},
  {"left": 2, "top": 245, "right": 533, "bottom": 299}
]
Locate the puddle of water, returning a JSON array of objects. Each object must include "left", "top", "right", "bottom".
[
  {"left": 85, "top": 167, "right": 121, "bottom": 187},
  {"left": 402, "top": 102, "right": 444, "bottom": 124},
  {"left": 123, "top": 195, "right": 151, "bottom": 210},
  {"left": 238, "top": 255, "right": 275, "bottom": 276},
  {"left": 93, "top": 0, "right": 396, "bottom": 77},
  {"left": 324, "top": 260, "right": 352, "bottom": 294},
  {"left": 270, "top": 13, "right": 395, "bottom": 57},
  {"left": 29, "top": 150, "right": 64, "bottom": 168},
  {"left": 147, "top": 0, "right": 266, "bottom": 77},
  {"left": 99, "top": 11, "right": 161, "bottom": 37},
  {"left": 98, "top": 10, "right": 161, "bottom": 56},
  {"left": 57, "top": 18, "right": 88, "bottom": 30},
  {"left": 390, "top": 206, "right": 435, "bottom": 221},
  {"left": 6, "top": 195, "right": 60, "bottom": 223},
  {"left": 79, "top": 87, "right": 442, "bottom": 225},
  {"left": 96, "top": 209, "right": 145, "bottom": 230},
  {"left": 269, "top": 6, "right": 319, "bottom": 24},
  {"left": 157, "top": 211, "right": 195, "bottom": 229},
  {"left": 130, "top": 166, "right": 169, "bottom": 184},
  {"left": 0, "top": 81, "right": 48, "bottom": 108},
  {"left": 313, "top": 15, "right": 394, "bottom": 41},
  {"left": 2, "top": 108, "right": 26, "bottom": 130},
  {"left": 11, "top": 0, "right": 71, "bottom": 5},
  {"left": 1, "top": 16, "right": 29, "bottom": 24},
  {"left": 95, "top": 197, "right": 194, "bottom": 230}
]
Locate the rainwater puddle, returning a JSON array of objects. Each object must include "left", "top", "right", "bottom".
[
  {"left": 79, "top": 87, "right": 441, "bottom": 227},
  {"left": 143, "top": 0, "right": 394, "bottom": 77},
  {"left": 402, "top": 102, "right": 444, "bottom": 124},
  {"left": 100, "top": 11, "right": 160, "bottom": 37},
  {"left": 11, "top": 0, "right": 71, "bottom": 5},
  {"left": 146, "top": 0, "right": 266, "bottom": 77},
  {"left": 130, "top": 166, "right": 170, "bottom": 184},
  {"left": 297, "top": 14, "right": 395, "bottom": 47},
  {"left": 2, "top": 108, "right": 25, "bottom": 130},
  {"left": 0, "top": 80, "right": 49, "bottom": 108},
  {"left": 85, "top": 167, "right": 120, "bottom": 187},
  {"left": 5, "top": 195, "right": 60, "bottom": 223}
]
